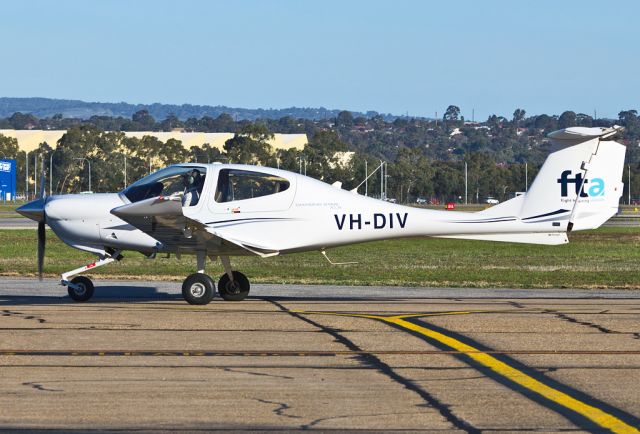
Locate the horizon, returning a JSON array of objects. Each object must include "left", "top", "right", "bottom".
[
  {"left": 0, "top": 96, "right": 629, "bottom": 121},
  {"left": 2, "top": 0, "right": 639, "bottom": 120}
]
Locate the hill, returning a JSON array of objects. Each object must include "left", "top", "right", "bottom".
[{"left": 0, "top": 97, "right": 393, "bottom": 121}]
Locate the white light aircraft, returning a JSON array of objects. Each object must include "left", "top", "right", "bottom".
[{"left": 17, "top": 126, "right": 626, "bottom": 304}]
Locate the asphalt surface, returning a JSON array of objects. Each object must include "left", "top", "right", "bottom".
[
  {"left": 1, "top": 278, "right": 639, "bottom": 432},
  {"left": 0, "top": 217, "right": 36, "bottom": 229}
]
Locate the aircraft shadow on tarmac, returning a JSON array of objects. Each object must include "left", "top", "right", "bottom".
[
  {"left": 0, "top": 284, "right": 409, "bottom": 306},
  {"left": 0, "top": 285, "right": 184, "bottom": 306},
  {"left": 0, "top": 285, "right": 420, "bottom": 306}
]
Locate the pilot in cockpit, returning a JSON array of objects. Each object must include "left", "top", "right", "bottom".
[{"left": 182, "top": 169, "right": 204, "bottom": 207}]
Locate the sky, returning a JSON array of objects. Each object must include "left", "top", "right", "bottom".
[{"left": 1, "top": 0, "right": 639, "bottom": 120}]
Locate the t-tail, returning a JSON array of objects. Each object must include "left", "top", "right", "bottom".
[{"left": 441, "top": 125, "right": 626, "bottom": 245}]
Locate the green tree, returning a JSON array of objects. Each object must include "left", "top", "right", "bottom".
[
  {"left": 159, "top": 114, "right": 183, "bottom": 131},
  {"left": 0, "top": 134, "right": 19, "bottom": 159},
  {"left": 302, "top": 130, "right": 351, "bottom": 183},
  {"left": 336, "top": 111, "right": 354, "bottom": 128},
  {"left": 8, "top": 112, "right": 38, "bottom": 129},
  {"left": 443, "top": 105, "right": 461, "bottom": 122},
  {"left": 388, "top": 148, "right": 434, "bottom": 202},
  {"left": 558, "top": 111, "right": 577, "bottom": 129},
  {"left": 534, "top": 114, "right": 556, "bottom": 131},
  {"left": 618, "top": 110, "right": 639, "bottom": 136},
  {"left": 132, "top": 110, "right": 156, "bottom": 130},
  {"left": 575, "top": 113, "right": 593, "bottom": 127},
  {"left": 512, "top": 108, "right": 526, "bottom": 125},
  {"left": 224, "top": 123, "right": 274, "bottom": 165}
]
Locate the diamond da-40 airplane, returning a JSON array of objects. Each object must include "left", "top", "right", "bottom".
[{"left": 17, "top": 126, "right": 626, "bottom": 305}]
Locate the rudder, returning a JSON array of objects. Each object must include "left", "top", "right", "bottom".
[{"left": 519, "top": 126, "right": 625, "bottom": 231}]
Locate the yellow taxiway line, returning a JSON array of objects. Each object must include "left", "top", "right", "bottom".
[{"left": 295, "top": 309, "right": 639, "bottom": 434}]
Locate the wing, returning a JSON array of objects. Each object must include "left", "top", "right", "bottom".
[{"left": 110, "top": 196, "right": 279, "bottom": 257}]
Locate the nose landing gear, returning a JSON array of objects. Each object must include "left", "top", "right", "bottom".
[{"left": 60, "top": 252, "right": 121, "bottom": 302}]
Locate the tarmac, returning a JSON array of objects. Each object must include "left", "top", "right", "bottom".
[
  {"left": 1, "top": 278, "right": 639, "bottom": 432},
  {"left": 0, "top": 217, "right": 36, "bottom": 229}
]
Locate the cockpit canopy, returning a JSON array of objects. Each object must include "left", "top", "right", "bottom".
[{"left": 122, "top": 166, "right": 207, "bottom": 205}]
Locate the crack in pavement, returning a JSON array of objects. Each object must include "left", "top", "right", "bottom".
[
  {"left": 301, "top": 410, "right": 426, "bottom": 430},
  {"left": 551, "top": 312, "right": 618, "bottom": 335},
  {"left": 254, "top": 398, "right": 302, "bottom": 419},
  {"left": 22, "top": 382, "right": 63, "bottom": 392},
  {"left": 221, "top": 367, "right": 294, "bottom": 380},
  {"left": 2, "top": 309, "right": 46, "bottom": 324}
]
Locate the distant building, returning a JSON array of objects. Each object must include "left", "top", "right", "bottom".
[{"left": 0, "top": 130, "right": 308, "bottom": 152}]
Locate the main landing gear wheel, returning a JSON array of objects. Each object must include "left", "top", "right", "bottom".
[
  {"left": 182, "top": 273, "right": 215, "bottom": 305},
  {"left": 218, "top": 271, "right": 250, "bottom": 301},
  {"left": 68, "top": 276, "right": 95, "bottom": 302}
]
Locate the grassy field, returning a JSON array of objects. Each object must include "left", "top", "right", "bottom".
[{"left": 0, "top": 227, "right": 638, "bottom": 289}]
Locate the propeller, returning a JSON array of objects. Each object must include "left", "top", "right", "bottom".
[
  {"left": 17, "top": 158, "right": 48, "bottom": 280},
  {"left": 37, "top": 219, "right": 45, "bottom": 280}
]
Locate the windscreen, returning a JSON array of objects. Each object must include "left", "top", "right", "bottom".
[{"left": 122, "top": 166, "right": 207, "bottom": 205}]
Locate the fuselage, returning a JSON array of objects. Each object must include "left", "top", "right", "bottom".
[{"left": 38, "top": 163, "right": 568, "bottom": 258}]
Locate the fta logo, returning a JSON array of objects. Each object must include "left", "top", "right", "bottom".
[{"left": 557, "top": 170, "right": 605, "bottom": 198}]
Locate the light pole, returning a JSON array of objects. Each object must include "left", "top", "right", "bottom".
[
  {"left": 379, "top": 160, "right": 385, "bottom": 200},
  {"left": 34, "top": 153, "right": 38, "bottom": 198},
  {"left": 74, "top": 158, "right": 91, "bottom": 192},
  {"left": 24, "top": 150, "right": 28, "bottom": 199},
  {"left": 464, "top": 161, "right": 468, "bottom": 205},
  {"left": 385, "top": 173, "right": 390, "bottom": 201},
  {"left": 49, "top": 149, "right": 59, "bottom": 196},
  {"left": 364, "top": 160, "right": 368, "bottom": 196},
  {"left": 193, "top": 153, "right": 210, "bottom": 163},
  {"left": 124, "top": 155, "right": 127, "bottom": 189},
  {"left": 525, "top": 162, "right": 528, "bottom": 191},
  {"left": 629, "top": 164, "right": 632, "bottom": 205}
]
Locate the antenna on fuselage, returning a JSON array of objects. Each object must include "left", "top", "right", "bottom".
[
  {"left": 320, "top": 250, "right": 358, "bottom": 265},
  {"left": 351, "top": 161, "right": 385, "bottom": 195}
]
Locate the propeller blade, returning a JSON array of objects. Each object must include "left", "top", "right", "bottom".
[{"left": 37, "top": 221, "right": 45, "bottom": 281}]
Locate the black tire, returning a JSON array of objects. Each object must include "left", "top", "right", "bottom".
[
  {"left": 182, "top": 273, "right": 215, "bottom": 305},
  {"left": 218, "top": 271, "right": 250, "bottom": 301},
  {"left": 68, "top": 276, "right": 95, "bottom": 302}
]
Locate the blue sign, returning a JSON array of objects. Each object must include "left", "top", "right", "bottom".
[{"left": 0, "top": 159, "right": 17, "bottom": 201}]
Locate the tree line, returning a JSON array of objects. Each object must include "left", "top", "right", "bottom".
[{"left": 1, "top": 106, "right": 639, "bottom": 203}]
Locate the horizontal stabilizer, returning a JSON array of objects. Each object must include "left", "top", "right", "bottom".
[
  {"left": 547, "top": 125, "right": 622, "bottom": 146},
  {"left": 434, "top": 232, "right": 569, "bottom": 245}
]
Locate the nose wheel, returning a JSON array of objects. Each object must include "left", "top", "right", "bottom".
[
  {"left": 67, "top": 276, "right": 95, "bottom": 302},
  {"left": 61, "top": 253, "right": 121, "bottom": 302}
]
